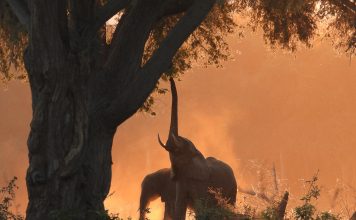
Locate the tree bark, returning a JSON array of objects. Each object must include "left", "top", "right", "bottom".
[{"left": 14, "top": 0, "right": 218, "bottom": 219}]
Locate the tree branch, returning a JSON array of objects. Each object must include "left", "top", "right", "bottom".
[
  {"left": 5, "top": 0, "right": 30, "bottom": 30},
  {"left": 142, "top": 0, "right": 216, "bottom": 75},
  {"left": 94, "top": 0, "right": 131, "bottom": 31},
  {"left": 238, "top": 186, "right": 272, "bottom": 203},
  {"left": 103, "top": 0, "right": 217, "bottom": 127},
  {"left": 162, "top": 0, "right": 194, "bottom": 17},
  {"left": 103, "top": 0, "right": 193, "bottom": 76},
  {"left": 331, "top": 0, "right": 356, "bottom": 14}
]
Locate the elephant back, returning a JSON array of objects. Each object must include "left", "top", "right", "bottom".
[{"left": 206, "top": 157, "right": 237, "bottom": 204}]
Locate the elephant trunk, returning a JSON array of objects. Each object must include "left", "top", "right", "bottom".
[
  {"left": 158, "top": 78, "right": 179, "bottom": 150},
  {"left": 168, "top": 78, "right": 178, "bottom": 140}
]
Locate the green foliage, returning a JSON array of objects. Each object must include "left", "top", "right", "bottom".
[
  {"left": 236, "top": 0, "right": 355, "bottom": 54},
  {"left": 0, "top": 0, "right": 27, "bottom": 83},
  {"left": 0, "top": 177, "right": 23, "bottom": 220},
  {"left": 315, "top": 212, "right": 340, "bottom": 220},
  {"left": 292, "top": 172, "right": 341, "bottom": 220},
  {"left": 192, "top": 198, "right": 237, "bottom": 220},
  {"left": 318, "top": 0, "right": 356, "bottom": 55},
  {"left": 0, "top": 0, "right": 354, "bottom": 115},
  {"left": 138, "top": 0, "right": 355, "bottom": 113},
  {"left": 237, "top": 0, "right": 318, "bottom": 51},
  {"left": 0, "top": 173, "right": 349, "bottom": 220},
  {"left": 293, "top": 172, "right": 320, "bottom": 220},
  {"left": 261, "top": 206, "right": 279, "bottom": 220},
  {"left": 190, "top": 188, "right": 251, "bottom": 220},
  {"left": 300, "top": 173, "right": 321, "bottom": 204},
  {"left": 294, "top": 203, "right": 317, "bottom": 220}
]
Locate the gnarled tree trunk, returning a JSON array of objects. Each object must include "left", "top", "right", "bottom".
[{"left": 6, "top": 0, "right": 218, "bottom": 219}]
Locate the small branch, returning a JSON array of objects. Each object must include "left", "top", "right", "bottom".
[
  {"left": 331, "top": 0, "right": 356, "bottom": 14},
  {"left": 238, "top": 187, "right": 272, "bottom": 203},
  {"left": 5, "top": 0, "right": 30, "bottom": 30},
  {"left": 94, "top": 0, "right": 131, "bottom": 31}
]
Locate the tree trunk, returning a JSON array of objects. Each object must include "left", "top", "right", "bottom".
[
  {"left": 26, "top": 128, "right": 114, "bottom": 220},
  {"left": 23, "top": 1, "right": 116, "bottom": 218},
  {"left": 25, "top": 58, "right": 115, "bottom": 219},
  {"left": 19, "top": 0, "right": 217, "bottom": 219}
]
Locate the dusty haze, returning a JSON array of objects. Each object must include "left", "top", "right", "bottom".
[{"left": 0, "top": 32, "right": 355, "bottom": 219}]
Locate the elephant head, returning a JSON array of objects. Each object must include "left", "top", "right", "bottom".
[{"left": 158, "top": 78, "right": 209, "bottom": 181}]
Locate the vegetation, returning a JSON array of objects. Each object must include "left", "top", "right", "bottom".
[
  {"left": 0, "top": 174, "right": 355, "bottom": 219},
  {"left": 0, "top": 177, "right": 23, "bottom": 220},
  {"left": 189, "top": 172, "right": 347, "bottom": 220},
  {"left": 292, "top": 173, "right": 340, "bottom": 220},
  {"left": 0, "top": 0, "right": 354, "bottom": 218}
]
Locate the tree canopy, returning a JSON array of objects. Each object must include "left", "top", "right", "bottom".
[{"left": 0, "top": 0, "right": 354, "bottom": 87}]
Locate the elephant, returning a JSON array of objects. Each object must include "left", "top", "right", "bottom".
[
  {"left": 157, "top": 78, "right": 237, "bottom": 220},
  {"left": 139, "top": 168, "right": 176, "bottom": 220}
]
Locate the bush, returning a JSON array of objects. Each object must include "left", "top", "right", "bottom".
[
  {"left": 0, "top": 177, "right": 23, "bottom": 220},
  {"left": 292, "top": 172, "right": 340, "bottom": 220}
]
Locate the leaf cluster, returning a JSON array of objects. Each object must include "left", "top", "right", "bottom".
[
  {"left": 0, "top": 0, "right": 27, "bottom": 83},
  {"left": 235, "top": 0, "right": 355, "bottom": 54},
  {"left": 0, "top": 177, "right": 23, "bottom": 220},
  {"left": 237, "top": 0, "right": 319, "bottom": 51},
  {"left": 293, "top": 172, "right": 340, "bottom": 220},
  {"left": 318, "top": 0, "right": 356, "bottom": 55}
]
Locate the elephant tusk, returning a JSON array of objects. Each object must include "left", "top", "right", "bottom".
[{"left": 158, "top": 134, "right": 169, "bottom": 151}]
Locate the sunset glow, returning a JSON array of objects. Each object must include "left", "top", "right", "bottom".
[{"left": 1, "top": 30, "right": 355, "bottom": 218}]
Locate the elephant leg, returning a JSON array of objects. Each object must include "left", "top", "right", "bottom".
[
  {"left": 164, "top": 202, "right": 174, "bottom": 220},
  {"left": 175, "top": 199, "right": 187, "bottom": 220},
  {"left": 175, "top": 184, "right": 188, "bottom": 220},
  {"left": 139, "top": 191, "right": 158, "bottom": 220},
  {"left": 139, "top": 195, "right": 149, "bottom": 220}
]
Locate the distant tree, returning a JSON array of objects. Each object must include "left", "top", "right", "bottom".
[{"left": 0, "top": 0, "right": 354, "bottom": 219}]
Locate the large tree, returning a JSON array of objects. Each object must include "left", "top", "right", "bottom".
[{"left": 0, "top": 0, "right": 354, "bottom": 219}]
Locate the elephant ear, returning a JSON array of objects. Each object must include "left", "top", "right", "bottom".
[{"left": 186, "top": 157, "right": 209, "bottom": 181}]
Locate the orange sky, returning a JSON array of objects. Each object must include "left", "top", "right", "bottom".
[{"left": 0, "top": 31, "right": 355, "bottom": 219}]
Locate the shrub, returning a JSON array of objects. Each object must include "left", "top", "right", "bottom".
[
  {"left": 292, "top": 172, "right": 341, "bottom": 220},
  {"left": 0, "top": 177, "right": 23, "bottom": 220}
]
